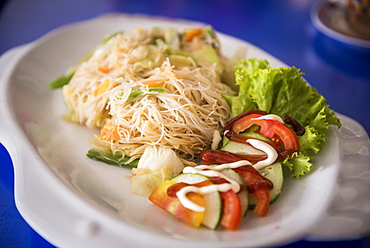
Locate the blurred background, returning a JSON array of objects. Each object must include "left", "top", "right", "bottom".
[{"left": 0, "top": 0, "right": 369, "bottom": 247}]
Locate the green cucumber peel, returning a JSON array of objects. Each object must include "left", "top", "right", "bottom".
[{"left": 86, "top": 149, "right": 138, "bottom": 168}]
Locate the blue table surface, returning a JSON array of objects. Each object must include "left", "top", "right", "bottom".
[{"left": 0, "top": 0, "right": 369, "bottom": 247}]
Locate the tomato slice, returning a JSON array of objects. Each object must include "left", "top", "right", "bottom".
[
  {"left": 149, "top": 180, "right": 205, "bottom": 228},
  {"left": 220, "top": 189, "right": 243, "bottom": 230},
  {"left": 228, "top": 112, "right": 300, "bottom": 156},
  {"left": 232, "top": 113, "right": 265, "bottom": 133},
  {"left": 257, "top": 119, "right": 299, "bottom": 151}
]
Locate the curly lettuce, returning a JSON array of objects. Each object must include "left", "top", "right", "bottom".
[{"left": 224, "top": 58, "right": 341, "bottom": 178}]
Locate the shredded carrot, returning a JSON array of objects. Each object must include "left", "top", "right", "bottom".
[
  {"left": 183, "top": 29, "right": 203, "bottom": 41},
  {"left": 98, "top": 123, "right": 120, "bottom": 141},
  {"left": 98, "top": 66, "right": 112, "bottom": 73},
  {"left": 142, "top": 79, "right": 164, "bottom": 87}
]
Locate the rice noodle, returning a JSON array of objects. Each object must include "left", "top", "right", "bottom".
[{"left": 63, "top": 27, "right": 236, "bottom": 164}]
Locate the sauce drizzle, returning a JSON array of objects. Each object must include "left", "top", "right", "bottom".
[{"left": 173, "top": 138, "right": 277, "bottom": 212}]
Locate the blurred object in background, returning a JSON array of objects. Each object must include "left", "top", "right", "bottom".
[
  {"left": 347, "top": 0, "right": 370, "bottom": 38},
  {"left": 311, "top": 0, "right": 370, "bottom": 48}
]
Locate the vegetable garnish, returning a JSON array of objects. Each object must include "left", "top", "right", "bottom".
[
  {"left": 148, "top": 58, "right": 341, "bottom": 230},
  {"left": 224, "top": 110, "right": 300, "bottom": 162},
  {"left": 86, "top": 149, "right": 138, "bottom": 168},
  {"left": 49, "top": 72, "right": 74, "bottom": 89},
  {"left": 224, "top": 58, "right": 341, "bottom": 178},
  {"left": 183, "top": 28, "right": 203, "bottom": 41}
]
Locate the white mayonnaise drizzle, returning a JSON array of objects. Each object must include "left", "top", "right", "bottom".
[
  {"left": 195, "top": 160, "right": 252, "bottom": 171},
  {"left": 176, "top": 166, "right": 242, "bottom": 212},
  {"left": 247, "top": 139, "right": 278, "bottom": 170},
  {"left": 183, "top": 167, "right": 240, "bottom": 192},
  {"left": 251, "top": 114, "right": 284, "bottom": 123},
  {"left": 175, "top": 138, "right": 278, "bottom": 212},
  {"left": 176, "top": 184, "right": 233, "bottom": 212}
]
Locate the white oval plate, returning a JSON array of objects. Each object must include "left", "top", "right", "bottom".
[{"left": 0, "top": 13, "right": 369, "bottom": 248}]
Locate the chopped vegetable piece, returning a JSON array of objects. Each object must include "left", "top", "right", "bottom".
[
  {"left": 130, "top": 146, "right": 185, "bottom": 197},
  {"left": 98, "top": 66, "right": 112, "bottom": 73},
  {"left": 127, "top": 88, "right": 165, "bottom": 102},
  {"left": 230, "top": 112, "right": 300, "bottom": 156},
  {"left": 102, "top": 31, "right": 122, "bottom": 44},
  {"left": 141, "top": 79, "right": 164, "bottom": 87},
  {"left": 98, "top": 123, "right": 120, "bottom": 141},
  {"left": 220, "top": 189, "right": 243, "bottom": 230},
  {"left": 149, "top": 180, "right": 205, "bottom": 228},
  {"left": 183, "top": 28, "right": 203, "bottom": 41},
  {"left": 49, "top": 72, "right": 74, "bottom": 89},
  {"left": 86, "top": 149, "right": 138, "bottom": 168}
]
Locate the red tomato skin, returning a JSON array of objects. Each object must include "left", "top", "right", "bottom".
[
  {"left": 225, "top": 111, "right": 300, "bottom": 159},
  {"left": 258, "top": 119, "right": 299, "bottom": 151},
  {"left": 220, "top": 189, "right": 243, "bottom": 230},
  {"left": 232, "top": 115, "right": 299, "bottom": 152},
  {"left": 232, "top": 114, "right": 265, "bottom": 133}
]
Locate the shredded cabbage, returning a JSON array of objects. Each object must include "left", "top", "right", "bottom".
[{"left": 130, "top": 146, "right": 184, "bottom": 197}]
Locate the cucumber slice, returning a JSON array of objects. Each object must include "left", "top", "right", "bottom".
[
  {"left": 201, "top": 192, "right": 222, "bottom": 229},
  {"left": 219, "top": 168, "right": 244, "bottom": 185},
  {"left": 238, "top": 186, "right": 249, "bottom": 217},
  {"left": 219, "top": 169, "right": 248, "bottom": 217},
  {"left": 171, "top": 173, "right": 208, "bottom": 184},
  {"left": 221, "top": 140, "right": 266, "bottom": 156},
  {"left": 220, "top": 132, "right": 273, "bottom": 151},
  {"left": 171, "top": 173, "right": 222, "bottom": 230},
  {"left": 248, "top": 162, "right": 284, "bottom": 208}
]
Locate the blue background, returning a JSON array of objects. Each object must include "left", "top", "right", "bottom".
[{"left": 0, "top": 0, "right": 369, "bottom": 247}]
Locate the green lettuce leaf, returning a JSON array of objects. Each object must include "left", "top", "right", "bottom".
[
  {"left": 226, "top": 58, "right": 341, "bottom": 178},
  {"left": 283, "top": 153, "right": 313, "bottom": 178},
  {"left": 224, "top": 58, "right": 269, "bottom": 117}
]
